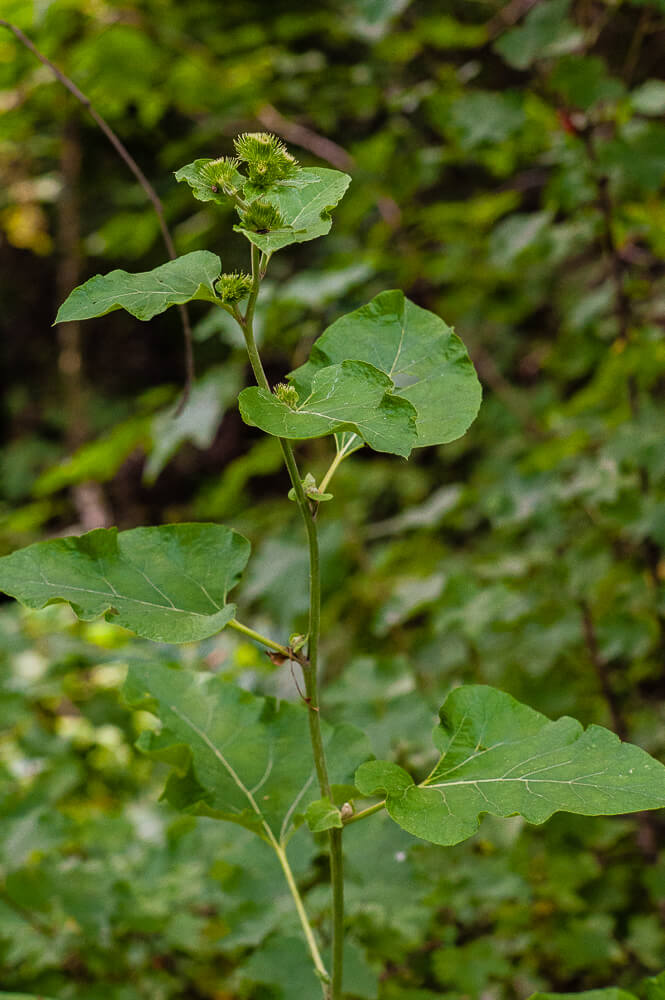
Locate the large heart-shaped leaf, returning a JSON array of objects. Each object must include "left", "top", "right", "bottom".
[
  {"left": 55, "top": 251, "right": 221, "bottom": 323},
  {"left": 290, "top": 290, "right": 482, "bottom": 447},
  {"left": 0, "top": 524, "right": 249, "bottom": 643},
  {"left": 234, "top": 167, "right": 351, "bottom": 254},
  {"left": 124, "top": 662, "right": 370, "bottom": 843},
  {"left": 355, "top": 685, "right": 665, "bottom": 846},
  {"left": 239, "top": 360, "right": 417, "bottom": 457}
]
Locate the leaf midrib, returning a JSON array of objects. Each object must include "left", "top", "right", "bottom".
[{"left": 21, "top": 575, "right": 224, "bottom": 618}]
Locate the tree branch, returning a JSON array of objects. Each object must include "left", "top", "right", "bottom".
[{"left": 0, "top": 19, "right": 195, "bottom": 409}]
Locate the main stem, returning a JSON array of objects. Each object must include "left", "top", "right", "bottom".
[{"left": 239, "top": 244, "right": 345, "bottom": 1000}]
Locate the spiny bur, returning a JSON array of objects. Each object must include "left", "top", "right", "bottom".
[
  {"left": 216, "top": 272, "right": 253, "bottom": 304},
  {"left": 239, "top": 200, "right": 287, "bottom": 234},
  {"left": 200, "top": 156, "right": 241, "bottom": 194},
  {"left": 234, "top": 132, "right": 300, "bottom": 187}
]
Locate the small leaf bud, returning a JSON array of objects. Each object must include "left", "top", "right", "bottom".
[
  {"left": 215, "top": 272, "right": 253, "bottom": 304},
  {"left": 289, "top": 633, "right": 307, "bottom": 653},
  {"left": 274, "top": 383, "right": 299, "bottom": 408}
]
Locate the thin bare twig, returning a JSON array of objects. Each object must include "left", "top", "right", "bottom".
[
  {"left": 256, "top": 104, "right": 354, "bottom": 172},
  {"left": 487, "top": 0, "right": 540, "bottom": 39},
  {"left": 580, "top": 599, "right": 627, "bottom": 740},
  {"left": 0, "top": 19, "right": 195, "bottom": 409}
]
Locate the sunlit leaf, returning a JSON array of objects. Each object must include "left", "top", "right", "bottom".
[
  {"left": 55, "top": 251, "right": 221, "bottom": 323},
  {"left": 290, "top": 290, "right": 481, "bottom": 447},
  {"left": 356, "top": 685, "right": 665, "bottom": 846},
  {"left": 0, "top": 524, "right": 249, "bottom": 643}
]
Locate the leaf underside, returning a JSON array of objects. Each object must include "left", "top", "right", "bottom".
[
  {"left": 355, "top": 685, "right": 665, "bottom": 846},
  {"left": 239, "top": 360, "right": 418, "bottom": 456},
  {"left": 55, "top": 251, "right": 221, "bottom": 323},
  {"left": 0, "top": 523, "right": 250, "bottom": 643},
  {"left": 125, "top": 662, "right": 370, "bottom": 843},
  {"left": 290, "top": 289, "right": 482, "bottom": 448}
]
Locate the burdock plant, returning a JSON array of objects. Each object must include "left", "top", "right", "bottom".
[{"left": 1, "top": 134, "right": 665, "bottom": 999}]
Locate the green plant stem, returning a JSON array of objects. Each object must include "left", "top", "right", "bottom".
[
  {"left": 318, "top": 449, "right": 347, "bottom": 495},
  {"left": 342, "top": 800, "right": 386, "bottom": 826},
  {"left": 227, "top": 618, "right": 294, "bottom": 659},
  {"left": 273, "top": 843, "right": 330, "bottom": 992},
  {"left": 318, "top": 434, "right": 359, "bottom": 494},
  {"left": 234, "top": 242, "right": 345, "bottom": 1000}
]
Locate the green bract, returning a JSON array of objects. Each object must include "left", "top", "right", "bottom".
[
  {"left": 0, "top": 524, "right": 249, "bottom": 642},
  {"left": 355, "top": 686, "right": 665, "bottom": 846},
  {"left": 290, "top": 290, "right": 482, "bottom": 447},
  {"left": 55, "top": 251, "right": 221, "bottom": 322}
]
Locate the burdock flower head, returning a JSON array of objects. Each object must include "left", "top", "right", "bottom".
[
  {"left": 238, "top": 200, "right": 287, "bottom": 234},
  {"left": 199, "top": 156, "right": 241, "bottom": 195},
  {"left": 233, "top": 132, "right": 299, "bottom": 188},
  {"left": 215, "top": 272, "right": 253, "bottom": 304}
]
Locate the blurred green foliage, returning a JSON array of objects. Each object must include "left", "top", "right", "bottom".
[{"left": 1, "top": 0, "right": 665, "bottom": 997}]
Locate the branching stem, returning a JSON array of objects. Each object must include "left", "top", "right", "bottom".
[{"left": 227, "top": 618, "right": 299, "bottom": 661}]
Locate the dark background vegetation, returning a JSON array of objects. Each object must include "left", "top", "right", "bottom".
[{"left": 1, "top": 0, "right": 665, "bottom": 997}]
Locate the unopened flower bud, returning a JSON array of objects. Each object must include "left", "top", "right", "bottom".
[
  {"left": 239, "top": 200, "right": 286, "bottom": 234},
  {"left": 215, "top": 272, "right": 253, "bottom": 304},
  {"left": 200, "top": 156, "right": 241, "bottom": 194},
  {"left": 274, "top": 383, "right": 299, "bottom": 408},
  {"left": 233, "top": 132, "right": 300, "bottom": 187}
]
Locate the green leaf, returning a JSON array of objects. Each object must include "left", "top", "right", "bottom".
[
  {"left": 124, "top": 662, "right": 369, "bottom": 842},
  {"left": 0, "top": 994, "right": 61, "bottom": 1000},
  {"left": 239, "top": 360, "right": 418, "bottom": 457},
  {"left": 305, "top": 797, "right": 343, "bottom": 832},
  {"left": 55, "top": 251, "right": 221, "bottom": 323},
  {"left": 646, "top": 973, "right": 665, "bottom": 1000},
  {"left": 528, "top": 992, "right": 637, "bottom": 1000},
  {"left": 238, "top": 933, "right": 378, "bottom": 999},
  {"left": 0, "top": 524, "right": 249, "bottom": 643},
  {"left": 174, "top": 158, "right": 244, "bottom": 205},
  {"left": 290, "top": 290, "right": 481, "bottom": 448},
  {"left": 144, "top": 365, "right": 243, "bottom": 483},
  {"left": 355, "top": 685, "right": 665, "bottom": 846},
  {"left": 234, "top": 166, "right": 351, "bottom": 254},
  {"left": 493, "top": 0, "right": 584, "bottom": 70}
]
